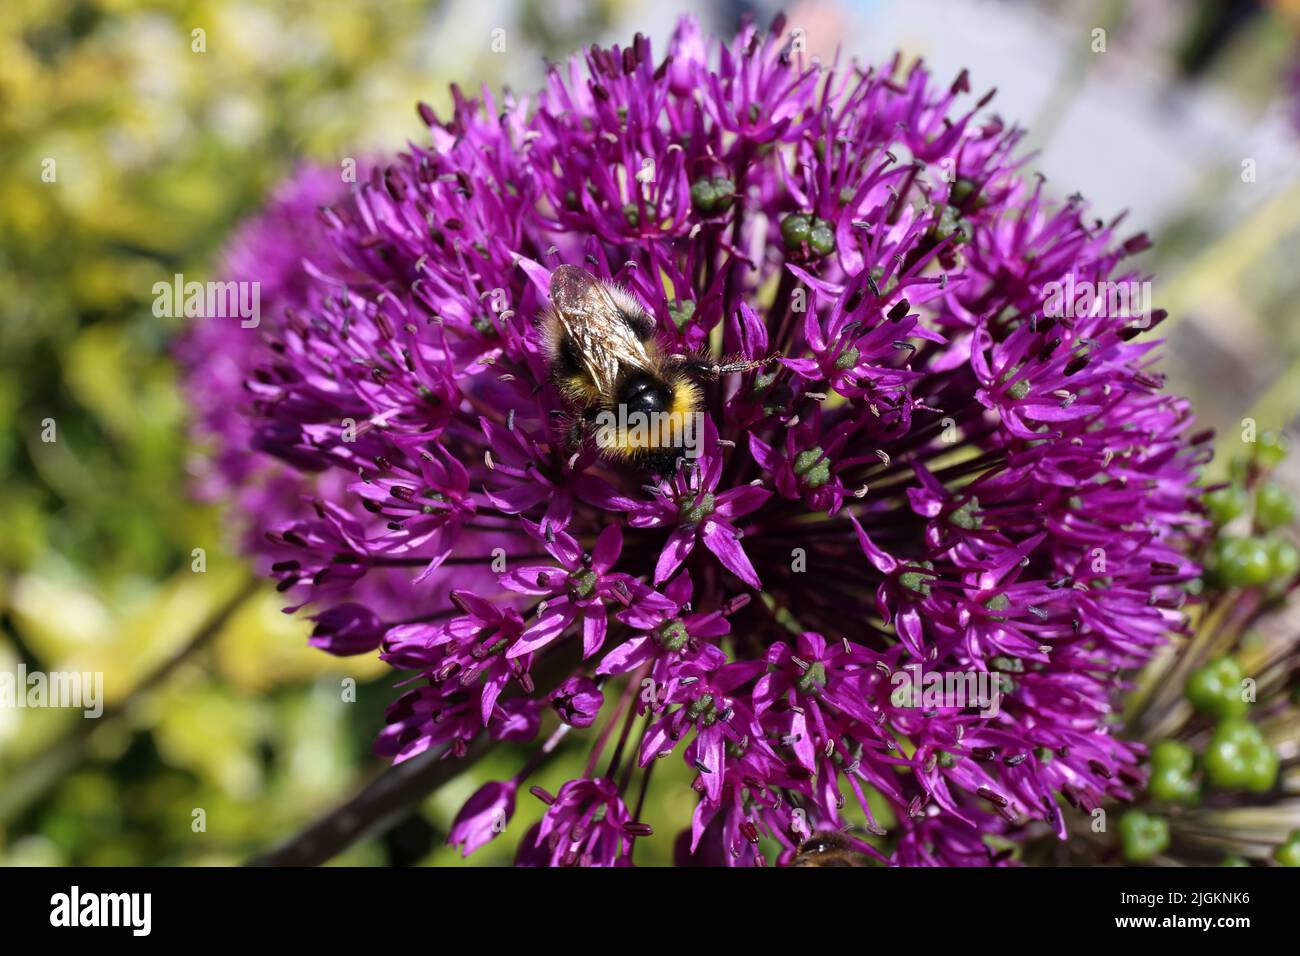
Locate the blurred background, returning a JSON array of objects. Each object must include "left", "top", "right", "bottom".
[{"left": 2, "top": 0, "right": 1299, "bottom": 866}]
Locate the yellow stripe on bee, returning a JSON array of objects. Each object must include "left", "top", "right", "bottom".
[
  {"left": 559, "top": 373, "right": 602, "bottom": 406},
  {"left": 669, "top": 378, "right": 700, "bottom": 419},
  {"left": 596, "top": 377, "right": 702, "bottom": 460}
]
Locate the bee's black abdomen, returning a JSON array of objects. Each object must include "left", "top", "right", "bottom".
[{"left": 619, "top": 374, "right": 671, "bottom": 417}]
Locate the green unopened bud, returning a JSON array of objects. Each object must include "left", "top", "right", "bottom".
[
  {"left": 1266, "top": 536, "right": 1300, "bottom": 586},
  {"left": 690, "top": 176, "right": 735, "bottom": 215},
  {"left": 808, "top": 217, "right": 836, "bottom": 256},
  {"left": 1119, "top": 810, "right": 1169, "bottom": 862},
  {"left": 1204, "top": 485, "right": 1248, "bottom": 525},
  {"left": 690, "top": 178, "right": 716, "bottom": 211},
  {"left": 1185, "top": 656, "right": 1248, "bottom": 720},
  {"left": 1203, "top": 718, "right": 1277, "bottom": 792},
  {"left": 1150, "top": 740, "right": 1195, "bottom": 773},
  {"left": 1148, "top": 763, "right": 1199, "bottom": 805},
  {"left": 1275, "top": 830, "right": 1300, "bottom": 867},
  {"left": 1255, "top": 483, "right": 1296, "bottom": 530},
  {"left": 780, "top": 213, "right": 812, "bottom": 249},
  {"left": 1253, "top": 431, "right": 1289, "bottom": 470},
  {"left": 1211, "top": 536, "right": 1272, "bottom": 588},
  {"left": 780, "top": 213, "right": 835, "bottom": 256}
]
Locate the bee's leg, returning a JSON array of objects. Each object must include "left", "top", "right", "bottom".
[
  {"left": 548, "top": 408, "right": 587, "bottom": 454},
  {"left": 667, "top": 351, "right": 782, "bottom": 381},
  {"left": 567, "top": 420, "right": 586, "bottom": 452}
]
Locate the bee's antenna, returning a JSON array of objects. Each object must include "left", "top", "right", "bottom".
[{"left": 668, "top": 350, "right": 783, "bottom": 380}]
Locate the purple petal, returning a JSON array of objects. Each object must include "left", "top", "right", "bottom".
[{"left": 701, "top": 519, "right": 761, "bottom": 589}]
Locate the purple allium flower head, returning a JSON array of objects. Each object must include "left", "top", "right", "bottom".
[
  {"left": 183, "top": 15, "right": 1208, "bottom": 865},
  {"left": 177, "top": 165, "right": 352, "bottom": 529}
]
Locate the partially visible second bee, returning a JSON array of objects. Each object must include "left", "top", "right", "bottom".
[
  {"left": 791, "top": 830, "right": 873, "bottom": 867},
  {"left": 538, "top": 264, "right": 771, "bottom": 474}
]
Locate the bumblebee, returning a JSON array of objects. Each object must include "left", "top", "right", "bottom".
[
  {"left": 539, "top": 264, "right": 770, "bottom": 473},
  {"left": 791, "top": 830, "right": 873, "bottom": 867}
]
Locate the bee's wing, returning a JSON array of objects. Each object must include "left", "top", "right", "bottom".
[{"left": 548, "top": 265, "right": 652, "bottom": 397}]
